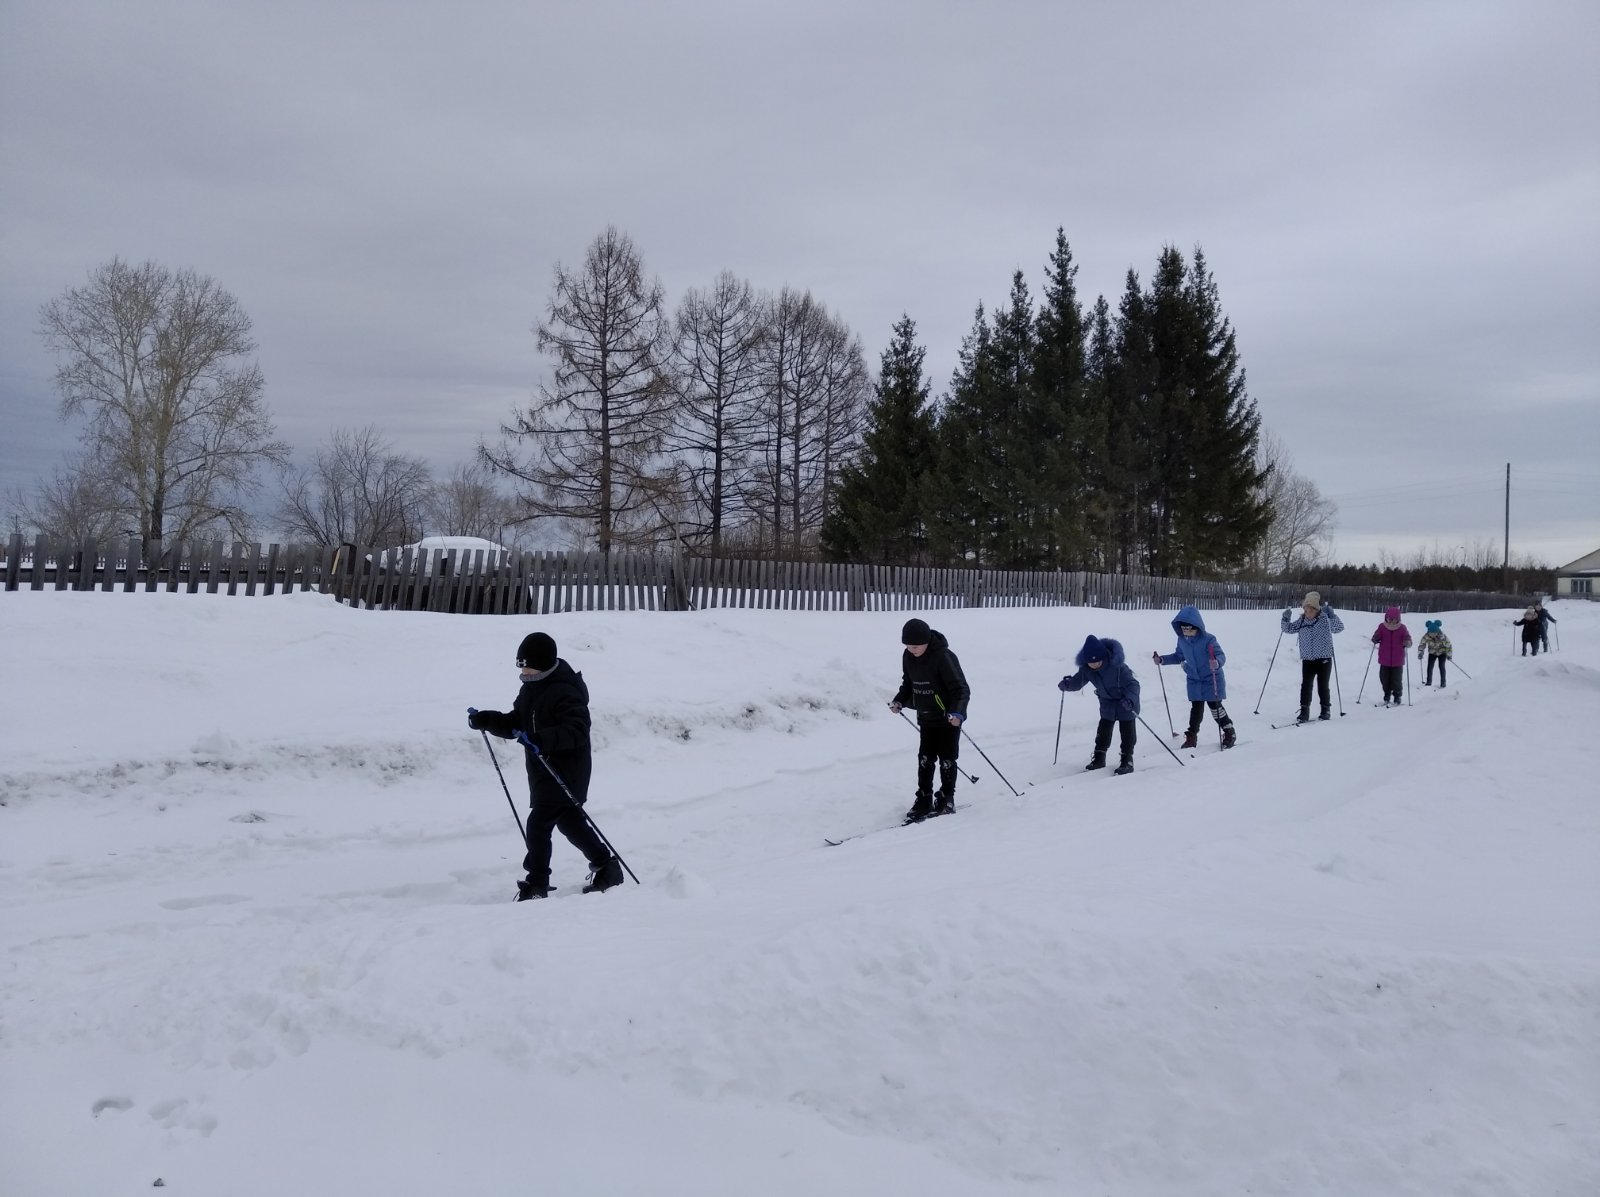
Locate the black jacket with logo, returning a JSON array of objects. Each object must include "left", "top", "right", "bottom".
[{"left": 893, "top": 630, "right": 971, "bottom": 722}]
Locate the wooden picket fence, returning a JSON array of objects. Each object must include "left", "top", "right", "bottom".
[{"left": 0, "top": 533, "right": 1534, "bottom": 615}]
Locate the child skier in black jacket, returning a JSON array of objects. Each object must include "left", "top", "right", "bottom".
[
  {"left": 890, "top": 618, "right": 970, "bottom": 823},
  {"left": 468, "top": 631, "right": 624, "bottom": 900}
]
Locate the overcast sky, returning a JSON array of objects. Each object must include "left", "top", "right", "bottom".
[{"left": 2, "top": 0, "right": 1595, "bottom": 566}]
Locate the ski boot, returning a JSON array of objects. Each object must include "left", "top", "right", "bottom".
[
  {"left": 582, "top": 856, "right": 624, "bottom": 894},
  {"left": 1113, "top": 754, "right": 1134, "bottom": 776},
  {"left": 1220, "top": 724, "right": 1236, "bottom": 749},
  {"left": 1084, "top": 751, "right": 1107, "bottom": 771},
  {"left": 904, "top": 790, "right": 933, "bottom": 824},
  {"left": 1181, "top": 730, "right": 1199, "bottom": 749}
]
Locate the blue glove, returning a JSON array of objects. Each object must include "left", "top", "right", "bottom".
[
  {"left": 1058, "top": 676, "right": 1071, "bottom": 692},
  {"left": 1118, "top": 702, "right": 1136, "bottom": 720},
  {"left": 514, "top": 730, "right": 541, "bottom": 755}
]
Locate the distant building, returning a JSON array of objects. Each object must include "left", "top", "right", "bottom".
[{"left": 1554, "top": 547, "right": 1600, "bottom": 598}]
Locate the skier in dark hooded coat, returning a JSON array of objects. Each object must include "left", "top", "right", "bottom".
[{"left": 1060, "top": 634, "right": 1141, "bottom": 774}]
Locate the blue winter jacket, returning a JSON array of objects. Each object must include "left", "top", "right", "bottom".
[
  {"left": 1157, "top": 605, "right": 1227, "bottom": 701},
  {"left": 1061, "top": 638, "right": 1142, "bottom": 720},
  {"left": 1281, "top": 605, "right": 1345, "bottom": 660}
]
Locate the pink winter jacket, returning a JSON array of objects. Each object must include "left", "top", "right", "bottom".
[{"left": 1371, "top": 619, "right": 1413, "bottom": 667}]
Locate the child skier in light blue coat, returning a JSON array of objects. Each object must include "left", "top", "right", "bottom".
[{"left": 1152, "top": 605, "right": 1236, "bottom": 749}]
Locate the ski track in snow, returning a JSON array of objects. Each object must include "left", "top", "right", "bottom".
[{"left": 2, "top": 594, "right": 1597, "bottom": 1195}]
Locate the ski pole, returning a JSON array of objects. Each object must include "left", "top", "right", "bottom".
[
  {"left": 1355, "top": 642, "right": 1376, "bottom": 703},
  {"left": 515, "top": 731, "right": 639, "bottom": 885},
  {"left": 1253, "top": 616, "right": 1285, "bottom": 715},
  {"left": 957, "top": 724, "right": 1021, "bottom": 795},
  {"left": 1052, "top": 691, "right": 1065, "bottom": 766},
  {"left": 472, "top": 715, "right": 528, "bottom": 849},
  {"left": 1135, "top": 713, "right": 1186, "bottom": 766},
  {"left": 1331, "top": 641, "right": 1346, "bottom": 716},
  {"left": 1153, "top": 656, "right": 1176, "bottom": 736},
  {"left": 1405, "top": 651, "right": 1413, "bottom": 706},
  {"left": 1450, "top": 658, "right": 1472, "bottom": 680},
  {"left": 895, "top": 707, "right": 979, "bottom": 783},
  {"left": 930, "top": 694, "right": 1017, "bottom": 794}
]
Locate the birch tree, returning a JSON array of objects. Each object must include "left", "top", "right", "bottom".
[{"left": 37, "top": 258, "right": 286, "bottom": 547}]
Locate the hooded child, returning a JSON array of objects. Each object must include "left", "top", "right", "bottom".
[
  {"left": 1153, "top": 605, "right": 1236, "bottom": 748},
  {"left": 1060, "top": 635, "right": 1142, "bottom": 775},
  {"left": 1371, "top": 606, "right": 1414, "bottom": 706}
]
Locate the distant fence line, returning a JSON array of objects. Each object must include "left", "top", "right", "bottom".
[{"left": 0, "top": 534, "right": 1533, "bottom": 616}]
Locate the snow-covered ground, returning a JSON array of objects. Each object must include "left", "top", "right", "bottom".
[{"left": 2, "top": 592, "right": 1596, "bottom": 1196}]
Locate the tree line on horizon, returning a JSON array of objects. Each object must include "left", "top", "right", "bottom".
[{"left": 5, "top": 239, "right": 1553, "bottom": 589}]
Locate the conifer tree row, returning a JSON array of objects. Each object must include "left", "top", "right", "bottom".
[{"left": 823, "top": 232, "right": 1271, "bottom": 575}]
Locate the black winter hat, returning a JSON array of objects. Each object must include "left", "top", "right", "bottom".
[
  {"left": 1080, "top": 634, "right": 1108, "bottom": 664},
  {"left": 901, "top": 618, "right": 931, "bottom": 646},
  {"left": 516, "top": 632, "right": 558, "bottom": 671}
]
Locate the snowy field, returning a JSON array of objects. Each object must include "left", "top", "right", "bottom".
[{"left": 2, "top": 591, "right": 1596, "bottom": 1196}]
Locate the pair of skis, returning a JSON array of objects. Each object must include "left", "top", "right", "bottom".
[{"left": 824, "top": 806, "right": 957, "bottom": 847}]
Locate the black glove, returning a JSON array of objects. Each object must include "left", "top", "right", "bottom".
[
  {"left": 1058, "top": 676, "right": 1072, "bottom": 692},
  {"left": 468, "top": 707, "right": 498, "bottom": 731},
  {"left": 1118, "top": 701, "right": 1136, "bottom": 720}
]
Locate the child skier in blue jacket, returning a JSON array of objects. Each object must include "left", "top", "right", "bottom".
[
  {"left": 1060, "top": 635, "right": 1141, "bottom": 775},
  {"left": 1152, "top": 605, "right": 1236, "bottom": 750}
]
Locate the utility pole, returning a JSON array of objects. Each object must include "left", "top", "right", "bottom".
[{"left": 1502, "top": 462, "right": 1510, "bottom": 592}]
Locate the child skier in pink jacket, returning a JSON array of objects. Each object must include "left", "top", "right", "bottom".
[{"left": 1371, "top": 607, "right": 1413, "bottom": 707}]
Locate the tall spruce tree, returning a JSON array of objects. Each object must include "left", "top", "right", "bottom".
[
  {"left": 925, "top": 305, "right": 996, "bottom": 565},
  {"left": 819, "top": 315, "right": 935, "bottom": 563},
  {"left": 985, "top": 271, "right": 1040, "bottom": 568},
  {"left": 1029, "top": 230, "right": 1093, "bottom": 568},
  {"left": 1080, "top": 294, "right": 1116, "bottom": 569},
  {"left": 1107, "top": 270, "right": 1156, "bottom": 573},
  {"left": 1138, "top": 246, "right": 1269, "bottom": 574},
  {"left": 1174, "top": 248, "right": 1270, "bottom": 569}
]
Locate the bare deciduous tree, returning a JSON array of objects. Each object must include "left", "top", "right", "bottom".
[
  {"left": 483, "top": 227, "right": 672, "bottom": 553},
  {"left": 277, "top": 426, "right": 432, "bottom": 547},
  {"left": 805, "top": 317, "right": 871, "bottom": 537},
  {"left": 663, "top": 272, "right": 768, "bottom": 554},
  {"left": 37, "top": 258, "right": 287, "bottom": 547},
  {"left": 427, "top": 461, "right": 518, "bottom": 543},
  {"left": 1249, "top": 429, "right": 1337, "bottom": 575},
  {"left": 9, "top": 452, "right": 132, "bottom": 543},
  {"left": 739, "top": 290, "right": 870, "bottom": 556}
]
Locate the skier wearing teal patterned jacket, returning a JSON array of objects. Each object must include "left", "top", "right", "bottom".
[
  {"left": 1152, "top": 605, "right": 1236, "bottom": 749},
  {"left": 1417, "top": 620, "right": 1452, "bottom": 687}
]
